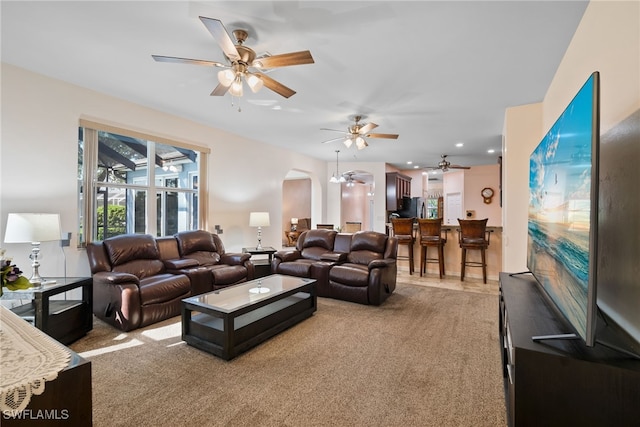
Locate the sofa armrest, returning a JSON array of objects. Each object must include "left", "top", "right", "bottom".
[
  {"left": 321, "top": 252, "right": 347, "bottom": 263},
  {"left": 220, "top": 252, "right": 251, "bottom": 265},
  {"left": 93, "top": 271, "right": 140, "bottom": 286},
  {"left": 163, "top": 258, "right": 199, "bottom": 270},
  {"left": 274, "top": 250, "right": 302, "bottom": 262},
  {"left": 368, "top": 259, "right": 396, "bottom": 270}
]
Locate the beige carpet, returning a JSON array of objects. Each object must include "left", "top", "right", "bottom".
[{"left": 70, "top": 280, "right": 507, "bottom": 427}]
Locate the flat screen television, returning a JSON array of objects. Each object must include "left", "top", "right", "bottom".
[{"left": 527, "top": 71, "right": 599, "bottom": 346}]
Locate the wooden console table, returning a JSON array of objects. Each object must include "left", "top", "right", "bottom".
[
  {"left": 499, "top": 273, "right": 640, "bottom": 426},
  {"left": 0, "top": 307, "right": 92, "bottom": 426}
]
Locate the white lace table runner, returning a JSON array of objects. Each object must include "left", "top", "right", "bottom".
[{"left": 0, "top": 306, "right": 71, "bottom": 413}]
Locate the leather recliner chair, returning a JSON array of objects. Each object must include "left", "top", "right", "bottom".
[
  {"left": 327, "top": 231, "right": 398, "bottom": 305},
  {"left": 171, "top": 230, "right": 254, "bottom": 291},
  {"left": 87, "top": 234, "right": 191, "bottom": 332},
  {"left": 271, "top": 229, "right": 339, "bottom": 295}
]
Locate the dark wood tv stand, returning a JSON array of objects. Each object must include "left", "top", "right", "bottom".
[{"left": 499, "top": 272, "right": 640, "bottom": 427}]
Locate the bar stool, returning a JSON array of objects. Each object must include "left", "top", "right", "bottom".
[
  {"left": 417, "top": 218, "right": 447, "bottom": 279},
  {"left": 457, "top": 218, "right": 490, "bottom": 283},
  {"left": 391, "top": 217, "right": 416, "bottom": 274}
]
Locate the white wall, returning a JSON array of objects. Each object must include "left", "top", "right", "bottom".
[
  {"left": 502, "top": 103, "right": 543, "bottom": 273},
  {"left": 502, "top": 0, "right": 640, "bottom": 271},
  {"left": 0, "top": 64, "right": 327, "bottom": 277}
]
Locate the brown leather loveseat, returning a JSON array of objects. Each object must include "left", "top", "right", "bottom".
[
  {"left": 272, "top": 229, "right": 398, "bottom": 305},
  {"left": 87, "top": 231, "right": 253, "bottom": 331}
]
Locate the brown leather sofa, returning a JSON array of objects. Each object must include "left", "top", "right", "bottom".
[
  {"left": 87, "top": 231, "right": 253, "bottom": 331},
  {"left": 272, "top": 229, "right": 398, "bottom": 305}
]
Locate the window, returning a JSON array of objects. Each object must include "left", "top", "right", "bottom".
[{"left": 77, "top": 122, "right": 207, "bottom": 245}]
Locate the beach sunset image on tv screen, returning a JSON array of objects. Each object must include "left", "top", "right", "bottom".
[{"left": 527, "top": 72, "right": 598, "bottom": 344}]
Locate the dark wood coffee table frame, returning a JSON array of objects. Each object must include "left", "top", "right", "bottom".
[{"left": 181, "top": 275, "right": 316, "bottom": 360}]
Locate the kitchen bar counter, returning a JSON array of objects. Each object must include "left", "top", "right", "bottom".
[{"left": 387, "top": 223, "right": 503, "bottom": 281}]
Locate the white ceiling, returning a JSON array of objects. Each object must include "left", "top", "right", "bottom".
[{"left": 1, "top": 1, "right": 588, "bottom": 172}]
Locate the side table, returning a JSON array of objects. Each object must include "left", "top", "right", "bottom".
[
  {"left": 242, "top": 246, "right": 277, "bottom": 279},
  {"left": 1, "top": 277, "right": 93, "bottom": 345}
]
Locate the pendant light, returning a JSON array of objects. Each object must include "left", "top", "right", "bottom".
[{"left": 329, "top": 150, "right": 346, "bottom": 183}]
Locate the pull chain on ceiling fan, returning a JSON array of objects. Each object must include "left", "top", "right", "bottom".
[{"left": 321, "top": 115, "right": 399, "bottom": 150}]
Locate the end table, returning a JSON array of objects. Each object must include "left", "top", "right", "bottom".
[
  {"left": 242, "top": 246, "right": 277, "bottom": 279},
  {"left": 1, "top": 277, "right": 93, "bottom": 345}
]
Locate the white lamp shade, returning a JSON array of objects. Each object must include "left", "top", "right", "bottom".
[
  {"left": 291, "top": 218, "right": 298, "bottom": 225},
  {"left": 218, "top": 69, "right": 235, "bottom": 86},
  {"left": 229, "top": 76, "right": 244, "bottom": 97},
  {"left": 355, "top": 136, "right": 368, "bottom": 150},
  {"left": 246, "top": 73, "right": 264, "bottom": 93},
  {"left": 249, "top": 212, "right": 270, "bottom": 227},
  {"left": 4, "top": 213, "right": 61, "bottom": 243}
]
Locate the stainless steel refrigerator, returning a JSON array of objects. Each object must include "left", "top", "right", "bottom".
[{"left": 397, "top": 196, "right": 426, "bottom": 218}]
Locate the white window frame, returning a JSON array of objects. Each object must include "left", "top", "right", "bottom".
[{"left": 78, "top": 119, "right": 209, "bottom": 245}]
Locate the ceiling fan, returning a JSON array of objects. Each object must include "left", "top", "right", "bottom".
[
  {"left": 321, "top": 115, "right": 399, "bottom": 150},
  {"left": 152, "top": 16, "right": 314, "bottom": 98},
  {"left": 425, "top": 155, "right": 471, "bottom": 172},
  {"left": 342, "top": 171, "right": 367, "bottom": 187}
]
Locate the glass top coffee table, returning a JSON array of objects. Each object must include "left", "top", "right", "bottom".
[{"left": 181, "top": 274, "right": 316, "bottom": 360}]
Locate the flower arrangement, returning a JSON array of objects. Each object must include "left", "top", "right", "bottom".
[{"left": 1, "top": 249, "right": 32, "bottom": 295}]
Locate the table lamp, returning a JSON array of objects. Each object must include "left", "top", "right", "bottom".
[
  {"left": 4, "top": 213, "right": 61, "bottom": 286},
  {"left": 291, "top": 218, "right": 298, "bottom": 231},
  {"left": 249, "top": 212, "right": 270, "bottom": 250}
]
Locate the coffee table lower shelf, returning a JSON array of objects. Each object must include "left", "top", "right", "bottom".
[{"left": 182, "top": 279, "right": 316, "bottom": 360}]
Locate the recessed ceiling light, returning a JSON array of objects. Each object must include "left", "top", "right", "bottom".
[
  {"left": 413, "top": 165, "right": 419, "bottom": 169},
  {"left": 487, "top": 149, "right": 495, "bottom": 153},
  {"left": 456, "top": 143, "right": 464, "bottom": 147},
  {"left": 406, "top": 161, "right": 413, "bottom": 165}
]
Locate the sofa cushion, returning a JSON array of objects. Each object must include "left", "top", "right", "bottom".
[
  {"left": 183, "top": 251, "right": 222, "bottom": 266},
  {"left": 300, "top": 229, "right": 336, "bottom": 250},
  {"left": 104, "top": 234, "right": 160, "bottom": 266},
  {"left": 275, "top": 259, "right": 315, "bottom": 278},
  {"left": 176, "top": 230, "right": 218, "bottom": 256},
  {"left": 329, "top": 263, "right": 370, "bottom": 287},
  {"left": 112, "top": 259, "right": 165, "bottom": 279},
  {"left": 347, "top": 250, "right": 383, "bottom": 266},
  {"left": 350, "top": 231, "right": 387, "bottom": 253},
  {"left": 138, "top": 273, "right": 191, "bottom": 305},
  {"left": 209, "top": 265, "right": 249, "bottom": 286},
  {"left": 300, "top": 246, "right": 330, "bottom": 261}
]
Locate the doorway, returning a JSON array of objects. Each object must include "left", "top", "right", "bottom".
[
  {"left": 445, "top": 192, "right": 462, "bottom": 225},
  {"left": 282, "top": 170, "right": 312, "bottom": 246}
]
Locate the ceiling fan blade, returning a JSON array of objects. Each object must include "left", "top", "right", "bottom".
[
  {"left": 151, "top": 55, "right": 227, "bottom": 68},
  {"left": 365, "top": 133, "right": 399, "bottom": 139},
  {"left": 254, "top": 51, "right": 315, "bottom": 69},
  {"left": 321, "top": 136, "right": 346, "bottom": 144},
  {"left": 254, "top": 73, "right": 296, "bottom": 98},
  {"left": 357, "top": 122, "right": 378, "bottom": 135},
  {"left": 210, "top": 82, "right": 230, "bottom": 96},
  {"left": 449, "top": 165, "right": 471, "bottom": 169},
  {"left": 198, "top": 17, "right": 240, "bottom": 61}
]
